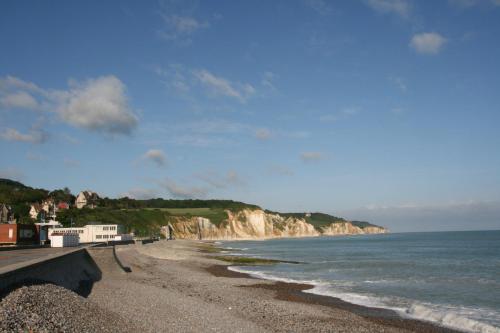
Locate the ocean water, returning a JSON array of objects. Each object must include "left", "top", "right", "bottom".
[{"left": 222, "top": 231, "right": 500, "bottom": 333}]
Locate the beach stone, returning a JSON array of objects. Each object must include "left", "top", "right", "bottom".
[{"left": 0, "top": 284, "right": 133, "bottom": 333}]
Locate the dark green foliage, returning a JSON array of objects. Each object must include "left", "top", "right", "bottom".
[
  {"left": 266, "top": 211, "right": 346, "bottom": 231},
  {"left": 57, "top": 208, "right": 172, "bottom": 237},
  {"left": 0, "top": 178, "right": 48, "bottom": 206},
  {"left": 97, "top": 197, "right": 260, "bottom": 211},
  {"left": 350, "top": 221, "right": 376, "bottom": 228},
  {"left": 265, "top": 211, "right": 380, "bottom": 231},
  {"left": 0, "top": 178, "right": 381, "bottom": 235},
  {"left": 48, "top": 188, "right": 75, "bottom": 205}
]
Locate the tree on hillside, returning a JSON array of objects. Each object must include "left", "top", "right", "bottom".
[{"left": 49, "top": 188, "right": 75, "bottom": 204}]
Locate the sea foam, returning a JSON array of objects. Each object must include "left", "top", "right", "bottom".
[{"left": 229, "top": 266, "right": 500, "bottom": 333}]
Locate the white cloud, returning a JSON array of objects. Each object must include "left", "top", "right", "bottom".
[
  {"left": 0, "top": 75, "right": 138, "bottom": 136},
  {"left": 0, "top": 76, "right": 43, "bottom": 111},
  {"left": 195, "top": 170, "right": 245, "bottom": 188},
  {"left": 389, "top": 76, "right": 407, "bottom": 92},
  {"left": 267, "top": 165, "right": 294, "bottom": 177},
  {"left": 158, "top": 0, "right": 210, "bottom": 45},
  {"left": 1, "top": 128, "right": 48, "bottom": 144},
  {"left": 154, "top": 65, "right": 257, "bottom": 103},
  {"left": 0, "top": 91, "right": 38, "bottom": 109},
  {"left": 153, "top": 64, "right": 191, "bottom": 94},
  {"left": 261, "top": 71, "right": 277, "bottom": 91},
  {"left": 449, "top": 0, "right": 500, "bottom": 7},
  {"left": 0, "top": 75, "right": 44, "bottom": 94},
  {"left": 255, "top": 128, "right": 272, "bottom": 141},
  {"left": 303, "top": 0, "right": 332, "bottom": 15},
  {"left": 410, "top": 32, "right": 447, "bottom": 55},
  {"left": 342, "top": 107, "right": 359, "bottom": 116},
  {"left": 159, "top": 15, "right": 209, "bottom": 43},
  {"left": 122, "top": 188, "right": 159, "bottom": 200},
  {"left": 54, "top": 76, "right": 138, "bottom": 135},
  {"left": 320, "top": 107, "right": 359, "bottom": 123},
  {"left": 161, "top": 179, "right": 207, "bottom": 199},
  {"left": 171, "top": 16, "right": 207, "bottom": 34},
  {"left": 143, "top": 149, "right": 167, "bottom": 167},
  {"left": 449, "top": 0, "right": 479, "bottom": 7},
  {"left": 143, "top": 119, "right": 308, "bottom": 148},
  {"left": 193, "top": 69, "right": 255, "bottom": 102},
  {"left": 300, "top": 151, "right": 324, "bottom": 162},
  {"left": 365, "top": 0, "right": 411, "bottom": 18}
]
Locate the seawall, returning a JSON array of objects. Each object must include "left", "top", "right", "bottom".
[{"left": 0, "top": 247, "right": 103, "bottom": 298}]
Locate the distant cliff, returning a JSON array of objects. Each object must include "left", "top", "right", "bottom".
[
  {"left": 0, "top": 178, "right": 388, "bottom": 239},
  {"left": 168, "top": 209, "right": 387, "bottom": 240}
]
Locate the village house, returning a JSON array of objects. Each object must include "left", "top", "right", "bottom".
[
  {"left": 75, "top": 191, "right": 99, "bottom": 209},
  {"left": 57, "top": 201, "right": 70, "bottom": 210},
  {"left": 29, "top": 203, "right": 42, "bottom": 220},
  {"left": 41, "top": 198, "right": 55, "bottom": 213},
  {"left": 0, "top": 203, "right": 15, "bottom": 224}
]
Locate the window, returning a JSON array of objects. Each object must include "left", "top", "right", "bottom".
[
  {"left": 103, "top": 226, "right": 109, "bottom": 231},
  {"left": 96, "top": 235, "right": 102, "bottom": 239}
]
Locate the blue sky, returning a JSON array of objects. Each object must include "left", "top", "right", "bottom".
[{"left": 1, "top": 0, "right": 500, "bottom": 232}]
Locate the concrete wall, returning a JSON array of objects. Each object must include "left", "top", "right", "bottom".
[{"left": 0, "top": 248, "right": 102, "bottom": 298}]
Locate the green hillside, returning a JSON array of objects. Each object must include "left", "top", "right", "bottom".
[
  {"left": 0, "top": 178, "right": 381, "bottom": 236},
  {"left": 267, "top": 211, "right": 380, "bottom": 231}
]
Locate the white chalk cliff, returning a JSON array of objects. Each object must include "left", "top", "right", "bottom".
[{"left": 168, "top": 209, "right": 387, "bottom": 240}]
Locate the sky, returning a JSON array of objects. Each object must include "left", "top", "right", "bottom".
[{"left": 1, "top": 0, "right": 500, "bottom": 232}]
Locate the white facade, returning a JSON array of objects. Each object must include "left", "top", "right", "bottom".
[
  {"left": 29, "top": 205, "right": 41, "bottom": 219},
  {"left": 49, "top": 224, "right": 118, "bottom": 243},
  {"left": 50, "top": 233, "right": 79, "bottom": 247},
  {"left": 114, "top": 234, "right": 134, "bottom": 241},
  {"left": 75, "top": 191, "right": 98, "bottom": 209}
]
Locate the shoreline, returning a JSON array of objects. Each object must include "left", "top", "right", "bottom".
[
  {"left": 2, "top": 239, "right": 469, "bottom": 332},
  {"left": 206, "top": 263, "right": 459, "bottom": 333}
]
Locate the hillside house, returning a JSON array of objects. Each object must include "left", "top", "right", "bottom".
[
  {"left": 0, "top": 203, "right": 15, "bottom": 223},
  {"left": 75, "top": 191, "right": 99, "bottom": 209},
  {"left": 29, "top": 203, "right": 45, "bottom": 220},
  {"left": 57, "top": 202, "right": 70, "bottom": 210},
  {"left": 41, "top": 198, "right": 55, "bottom": 213}
]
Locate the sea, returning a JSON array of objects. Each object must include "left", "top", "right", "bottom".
[{"left": 221, "top": 230, "right": 500, "bottom": 333}]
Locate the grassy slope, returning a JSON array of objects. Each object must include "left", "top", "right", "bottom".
[
  {"left": 1, "top": 178, "right": 382, "bottom": 235},
  {"left": 56, "top": 207, "right": 231, "bottom": 237},
  {"left": 268, "top": 211, "right": 381, "bottom": 231}
]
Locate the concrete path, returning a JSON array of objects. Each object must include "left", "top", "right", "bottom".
[{"left": 0, "top": 247, "right": 80, "bottom": 270}]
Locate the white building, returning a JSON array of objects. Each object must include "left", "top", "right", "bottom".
[
  {"left": 49, "top": 224, "right": 118, "bottom": 243},
  {"left": 29, "top": 203, "right": 43, "bottom": 219},
  {"left": 75, "top": 191, "right": 99, "bottom": 209},
  {"left": 50, "top": 233, "right": 79, "bottom": 247}
]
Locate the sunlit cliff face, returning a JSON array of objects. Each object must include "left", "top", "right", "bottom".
[{"left": 168, "top": 209, "right": 387, "bottom": 240}]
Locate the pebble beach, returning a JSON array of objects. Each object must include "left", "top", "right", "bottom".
[{"left": 1, "top": 240, "right": 461, "bottom": 332}]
